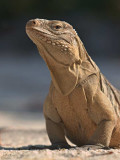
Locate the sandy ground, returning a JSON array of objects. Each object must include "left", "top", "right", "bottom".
[{"left": 0, "top": 111, "right": 120, "bottom": 160}]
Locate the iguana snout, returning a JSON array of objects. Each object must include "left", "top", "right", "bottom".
[{"left": 26, "top": 19, "right": 80, "bottom": 65}]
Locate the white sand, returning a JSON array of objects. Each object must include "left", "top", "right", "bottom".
[{"left": 0, "top": 111, "right": 120, "bottom": 160}]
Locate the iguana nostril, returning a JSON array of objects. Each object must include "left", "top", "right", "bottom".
[
  {"left": 26, "top": 20, "right": 38, "bottom": 28},
  {"left": 32, "top": 20, "right": 37, "bottom": 25}
]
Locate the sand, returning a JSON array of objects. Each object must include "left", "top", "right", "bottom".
[{"left": 0, "top": 111, "right": 120, "bottom": 160}]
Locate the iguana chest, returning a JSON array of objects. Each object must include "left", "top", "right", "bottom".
[{"left": 52, "top": 86, "right": 96, "bottom": 145}]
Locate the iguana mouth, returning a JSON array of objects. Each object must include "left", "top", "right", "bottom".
[
  {"left": 26, "top": 27, "right": 56, "bottom": 40},
  {"left": 26, "top": 27, "right": 70, "bottom": 52},
  {"left": 26, "top": 27, "right": 71, "bottom": 66}
]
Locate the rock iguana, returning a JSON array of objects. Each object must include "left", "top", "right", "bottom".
[{"left": 26, "top": 19, "right": 120, "bottom": 149}]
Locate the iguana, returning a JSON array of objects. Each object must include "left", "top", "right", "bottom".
[{"left": 26, "top": 19, "right": 120, "bottom": 149}]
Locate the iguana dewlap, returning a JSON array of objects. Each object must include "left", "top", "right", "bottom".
[{"left": 26, "top": 19, "right": 120, "bottom": 148}]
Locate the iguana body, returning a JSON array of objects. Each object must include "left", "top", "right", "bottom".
[{"left": 26, "top": 19, "right": 120, "bottom": 148}]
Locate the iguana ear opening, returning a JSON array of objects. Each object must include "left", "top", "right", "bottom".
[{"left": 49, "top": 63, "right": 79, "bottom": 96}]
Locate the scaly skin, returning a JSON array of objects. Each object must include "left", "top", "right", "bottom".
[{"left": 26, "top": 19, "right": 120, "bottom": 148}]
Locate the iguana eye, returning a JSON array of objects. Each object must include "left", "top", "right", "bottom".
[
  {"left": 55, "top": 25, "right": 62, "bottom": 29},
  {"left": 52, "top": 24, "right": 62, "bottom": 30}
]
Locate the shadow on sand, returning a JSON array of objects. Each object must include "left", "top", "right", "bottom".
[
  {"left": 0, "top": 145, "right": 54, "bottom": 151},
  {"left": 0, "top": 145, "right": 75, "bottom": 151}
]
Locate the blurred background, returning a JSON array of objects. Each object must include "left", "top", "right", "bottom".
[{"left": 0, "top": 0, "right": 120, "bottom": 115}]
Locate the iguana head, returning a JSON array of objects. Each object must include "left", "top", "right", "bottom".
[
  {"left": 26, "top": 19, "right": 81, "bottom": 65},
  {"left": 26, "top": 19, "right": 85, "bottom": 95}
]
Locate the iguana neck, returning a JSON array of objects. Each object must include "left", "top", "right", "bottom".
[
  {"left": 37, "top": 41, "right": 100, "bottom": 96},
  {"left": 37, "top": 45, "right": 80, "bottom": 95}
]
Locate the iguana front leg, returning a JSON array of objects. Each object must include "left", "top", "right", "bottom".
[
  {"left": 88, "top": 120, "right": 115, "bottom": 147},
  {"left": 45, "top": 117, "right": 70, "bottom": 149},
  {"left": 44, "top": 93, "right": 70, "bottom": 149},
  {"left": 88, "top": 89, "right": 117, "bottom": 147}
]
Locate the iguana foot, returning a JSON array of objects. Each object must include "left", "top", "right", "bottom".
[
  {"left": 50, "top": 143, "right": 71, "bottom": 150},
  {"left": 81, "top": 144, "right": 108, "bottom": 150}
]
